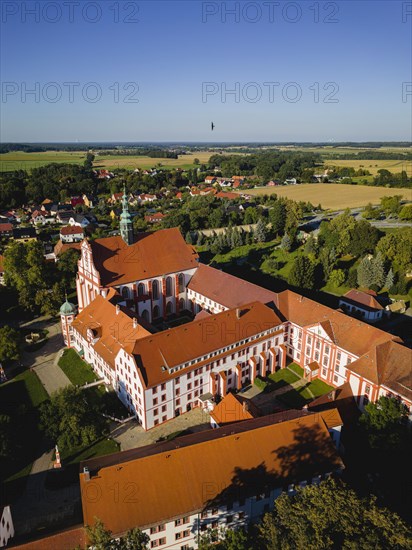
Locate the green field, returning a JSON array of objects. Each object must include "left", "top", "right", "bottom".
[{"left": 0, "top": 151, "right": 87, "bottom": 172}]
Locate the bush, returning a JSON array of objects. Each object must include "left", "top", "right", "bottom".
[{"left": 346, "top": 269, "right": 358, "bottom": 288}]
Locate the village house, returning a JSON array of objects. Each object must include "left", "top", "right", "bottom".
[
  {"left": 60, "top": 225, "right": 85, "bottom": 243},
  {"left": 12, "top": 227, "right": 37, "bottom": 242},
  {"left": 338, "top": 289, "right": 385, "bottom": 323},
  {"left": 144, "top": 212, "right": 166, "bottom": 224},
  {"left": 0, "top": 223, "right": 13, "bottom": 239}
]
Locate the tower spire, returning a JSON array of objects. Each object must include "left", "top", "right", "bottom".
[{"left": 120, "top": 185, "right": 134, "bottom": 245}]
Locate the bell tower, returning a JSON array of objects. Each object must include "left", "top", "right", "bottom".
[{"left": 120, "top": 186, "right": 134, "bottom": 245}]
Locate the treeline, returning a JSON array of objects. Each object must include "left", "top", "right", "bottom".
[
  {"left": 0, "top": 161, "right": 97, "bottom": 208},
  {"left": 97, "top": 149, "right": 179, "bottom": 159},
  {"left": 208, "top": 151, "right": 321, "bottom": 181},
  {"left": 326, "top": 151, "right": 412, "bottom": 160}
]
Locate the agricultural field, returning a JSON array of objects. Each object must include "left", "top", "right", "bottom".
[
  {"left": 323, "top": 158, "right": 412, "bottom": 176},
  {"left": 93, "top": 151, "right": 213, "bottom": 171},
  {"left": 0, "top": 151, "right": 87, "bottom": 172},
  {"left": 241, "top": 183, "right": 412, "bottom": 210}
]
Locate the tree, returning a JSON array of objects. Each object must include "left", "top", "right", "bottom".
[
  {"left": 384, "top": 268, "right": 394, "bottom": 290},
  {"left": 380, "top": 195, "right": 402, "bottom": 217},
  {"left": 280, "top": 233, "right": 292, "bottom": 252},
  {"left": 85, "top": 519, "right": 149, "bottom": 549},
  {"left": 0, "top": 326, "right": 21, "bottom": 362},
  {"left": 288, "top": 256, "right": 315, "bottom": 290},
  {"left": 35, "top": 282, "right": 65, "bottom": 316},
  {"left": 359, "top": 396, "right": 408, "bottom": 451},
  {"left": 185, "top": 231, "right": 193, "bottom": 244},
  {"left": 194, "top": 158, "right": 200, "bottom": 165},
  {"left": 58, "top": 248, "right": 81, "bottom": 287},
  {"left": 269, "top": 200, "right": 286, "bottom": 235},
  {"left": 254, "top": 219, "right": 267, "bottom": 243},
  {"left": 398, "top": 204, "right": 412, "bottom": 221},
  {"left": 304, "top": 234, "right": 318, "bottom": 257},
  {"left": 357, "top": 256, "right": 376, "bottom": 289},
  {"left": 328, "top": 269, "right": 345, "bottom": 288},
  {"left": 319, "top": 247, "right": 336, "bottom": 281},
  {"left": 258, "top": 478, "right": 412, "bottom": 550},
  {"left": 348, "top": 220, "right": 381, "bottom": 257},
  {"left": 39, "top": 386, "right": 107, "bottom": 451}
]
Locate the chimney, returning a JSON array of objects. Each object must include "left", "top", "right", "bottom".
[
  {"left": 133, "top": 318, "right": 138, "bottom": 329},
  {"left": 116, "top": 304, "right": 120, "bottom": 315},
  {"left": 83, "top": 467, "right": 90, "bottom": 481},
  {"left": 236, "top": 308, "right": 241, "bottom": 319}
]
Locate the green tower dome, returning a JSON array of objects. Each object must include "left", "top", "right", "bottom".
[{"left": 60, "top": 299, "right": 76, "bottom": 316}]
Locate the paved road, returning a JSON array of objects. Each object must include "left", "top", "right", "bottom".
[{"left": 21, "top": 318, "right": 71, "bottom": 395}]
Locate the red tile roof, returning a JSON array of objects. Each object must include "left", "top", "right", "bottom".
[
  {"left": 211, "top": 393, "right": 260, "bottom": 425},
  {"left": 188, "top": 263, "right": 277, "bottom": 310},
  {"left": 216, "top": 191, "right": 239, "bottom": 200},
  {"left": 0, "top": 223, "right": 13, "bottom": 232},
  {"left": 53, "top": 240, "right": 81, "bottom": 256},
  {"left": 341, "top": 289, "right": 383, "bottom": 311},
  {"left": 308, "top": 382, "right": 359, "bottom": 425},
  {"left": 132, "top": 302, "right": 282, "bottom": 388},
  {"left": 72, "top": 294, "right": 151, "bottom": 369},
  {"left": 60, "top": 225, "right": 84, "bottom": 235},
  {"left": 349, "top": 340, "right": 412, "bottom": 401},
  {"left": 80, "top": 414, "right": 343, "bottom": 535},
  {"left": 89, "top": 228, "right": 199, "bottom": 287},
  {"left": 276, "top": 290, "right": 397, "bottom": 358},
  {"left": 11, "top": 527, "right": 86, "bottom": 550}
]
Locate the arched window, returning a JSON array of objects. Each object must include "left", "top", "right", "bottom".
[
  {"left": 179, "top": 298, "right": 185, "bottom": 311},
  {"left": 166, "top": 276, "right": 173, "bottom": 297},
  {"left": 166, "top": 301, "right": 173, "bottom": 316},
  {"left": 121, "top": 287, "right": 129, "bottom": 299},
  {"left": 138, "top": 283, "right": 145, "bottom": 297},
  {"left": 141, "top": 309, "right": 149, "bottom": 322},
  {"left": 152, "top": 280, "right": 159, "bottom": 300},
  {"left": 153, "top": 305, "right": 160, "bottom": 319},
  {"left": 178, "top": 273, "right": 185, "bottom": 293}
]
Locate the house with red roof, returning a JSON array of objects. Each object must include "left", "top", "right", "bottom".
[
  {"left": 0, "top": 223, "right": 13, "bottom": 238},
  {"left": 338, "top": 289, "right": 385, "bottom": 323},
  {"left": 60, "top": 225, "right": 85, "bottom": 243}
]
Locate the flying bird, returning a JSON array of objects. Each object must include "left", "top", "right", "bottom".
[{"left": 211, "top": 122, "right": 215, "bottom": 131}]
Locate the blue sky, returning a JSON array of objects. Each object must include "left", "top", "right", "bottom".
[{"left": 1, "top": 0, "right": 411, "bottom": 142}]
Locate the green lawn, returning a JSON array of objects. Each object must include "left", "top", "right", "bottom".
[
  {"left": 0, "top": 369, "right": 49, "bottom": 499},
  {"left": 275, "top": 364, "right": 334, "bottom": 409},
  {"left": 212, "top": 241, "right": 275, "bottom": 265},
  {"left": 58, "top": 348, "right": 98, "bottom": 386},
  {"left": 61, "top": 437, "right": 120, "bottom": 465},
  {"left": 268, "top": 368, "right": 300, "bottom": 389},
  {"left": 287, "top": 363, "right": 304, "bottom": 377},
  {"left": 308, "top": 377, "right": 335, "bottom": 398}
]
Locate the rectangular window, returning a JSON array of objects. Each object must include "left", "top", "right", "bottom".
[
  {"left": 365, "top": 385, "right": 371, "bottom": 394},
  {"left": 152, "top": 387, "right": 157, "bottom": 394},
  {"left": 322, "top": 368, "right": 327, "bottom": 376},
  {"left": 337, "top": 351, "right": 341, "bottom": 361},
  {"left": 153, "top": 398, "right": 158, "bottom": 406},
  {"left": 153, "top": 408, "right": 158, "bottom": 416},
  {"left": 325, "top": 346, "right": 330, "bottom": 354},
  {"left": 161, "top": 383, "right": 166, "bottom": 391},
  {"left": 334, "top": 375, "right": 338, "bottom": 383},
  {"left": 187, "top": 383, "right": 192, "bottom": 390},
  {"left": 307, "top": 336, "right": 312, "bottom": 344},
  {"left": 335, "top": 364, "right": 339, "bottom": 373},
  {"left": 161, "top": 405, "right": 166, "bottom": 412},
  {"left": 161, "top": 394, "right": 166, "bottom": 402},
  {"left": 316, "top": 340, "right": 320, "bottom": 349}
]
